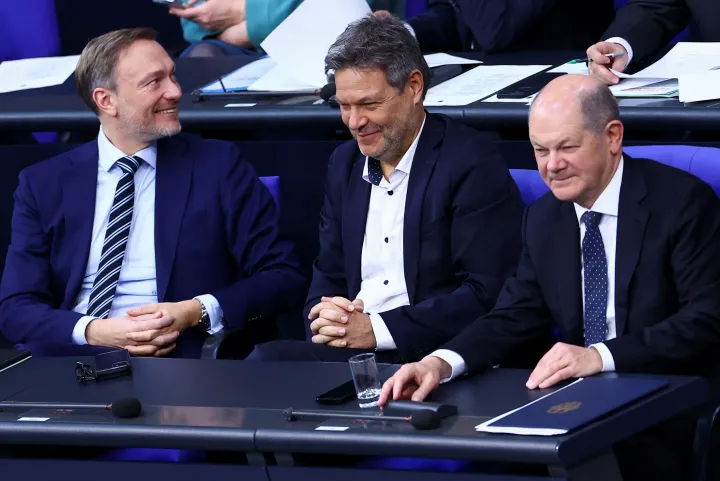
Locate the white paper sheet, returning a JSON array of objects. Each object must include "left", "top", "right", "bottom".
[
  {"left": 475, "top": 379, "right": 584, "bottom": 436},
  {"left": 259, "top": 0, "right": 371, "bottom": 88},
  {"left": 247, "top": 65, "right": 317, "bottom": 92},
  {"left": 202, "top": 56, "right": 276, "bottom": 92},
  {"left": 634, "top": 42, "right": 720, "bottom": 78},
  {"left": 678, "top": 70, "right": 720, "bottom": 102},
  {"left": 424, "top": 65, "right": 551, "bottom": 106},
  {"left": 0, "top": 55, "right": 80, "bottom": 94},
  {"left": 423, "top": 53, "right": 482, "bottom": 69},
  {"left": 548, "top": 62, "right": 588, "bottom": 75}
]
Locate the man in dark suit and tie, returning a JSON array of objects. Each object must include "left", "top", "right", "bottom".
[
  {"left": 587, "top": 0, "right": 719, "bottom": 84},
  {"left": 0, "top": 28, "right": 305, "bottom": 358},
  {"left": 247, "top": 15, "right": 525, "bottom": 364},
  {"left": 379, "top": 74, "right": 720, "bottom": 480}
]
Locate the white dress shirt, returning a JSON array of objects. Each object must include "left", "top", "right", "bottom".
[
  {"left": 71, "top": 128, "right": 223, "bottom": 344},
  {"left": 605, "top": 37, "right": 635, "bottom": 69},
  {"left": 357, "top": 116, "right": 426, "bottom": 351},
  {"left": 432, "top": 158, "right": 625, "bottom": 380}
]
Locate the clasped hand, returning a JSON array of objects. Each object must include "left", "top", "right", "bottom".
[{"left": 308, "top": 296, "right": 377, "bottom": 349}]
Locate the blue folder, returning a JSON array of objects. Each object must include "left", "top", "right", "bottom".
[{"left": 476, "top": 377, "right": 668, "bottom": 436}]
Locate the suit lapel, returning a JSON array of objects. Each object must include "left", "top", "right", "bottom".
[
  {"left": 62, "top": 142, "right": 100, "bottom": 303},
  {"left": 154, "top": 137, "right": 192, "bottom": 302},
  {"left": 556, "top": 202, "right": 584, "bottom": 345},
  {"left": 614, "top": 155, "right": 648, "bottom": 337},
  {"left": 342, "top": 154, "right": 371, "bottom": 298},
  {"left": 403, "top": 114, "right": 443, "bottom": 300}
]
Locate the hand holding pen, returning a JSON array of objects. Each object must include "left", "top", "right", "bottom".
[{"left": 584, "top": 42, "right": 630, "bottom": 85}]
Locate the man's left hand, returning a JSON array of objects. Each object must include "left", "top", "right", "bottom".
[
  {"left": 526, "top": 342, "right": 603, "bottom": 389},
  {"left": 170, "top": 0, "right": 246, "bottom": 32},
  {"left": 125, "top": 300, "right": 202, "bottom": 343},
  {"left": 311, "top": 297, "right": 377, "bottom": 349}
]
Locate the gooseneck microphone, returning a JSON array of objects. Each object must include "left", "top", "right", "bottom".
[
  {"left": 283, "top": 408, "right": 440, "bottom": 430},
  {"left": 0, "top": 397, "right": 142, "bottom": 419}
]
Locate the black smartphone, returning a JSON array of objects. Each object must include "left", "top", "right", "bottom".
[
  {"left": 152, "top": 0, "right": 187, "bottom": 8},
  {"left": 316, "top": 379, "right": 357, "bottom": 405},
  {"left": 496, "top": 72, "right": 565, "bottom": 99}
]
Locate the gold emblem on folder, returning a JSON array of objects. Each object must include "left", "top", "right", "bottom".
[{"left": 547, "top": 402, "right": 582, "bottom": 414}]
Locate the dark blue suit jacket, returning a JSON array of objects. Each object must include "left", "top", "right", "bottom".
[
  {"left": 0, "top": 134, "right": 305, "bottom": 357},
  {"left": 409, "top": 0, "right": 615, "bottom": 53},
  {"left": 444, "top": 155, "right": 720, "bottom": 379},
  {"left": 304, "top": 113, "right": 524, "bottom": 361}
]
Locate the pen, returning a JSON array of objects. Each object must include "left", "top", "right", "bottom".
[{"left": 568, "top": 52, "right": 626, "bottom": 65}]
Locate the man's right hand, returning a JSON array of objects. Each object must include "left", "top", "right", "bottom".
[
  {"left": 378, "top": 356, "right": 451, "bottom": 407},
  {"left": 586, "top": 42, "right": 629, "bottom": 85},
  {"left": 85, "top": 313, "right": 179, "bottom": 357}
]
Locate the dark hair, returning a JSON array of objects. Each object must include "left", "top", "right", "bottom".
[
  {"left": 325, "top": 14, "right": 432, "bottom": 98},
  {"left": 75, "top": 28, "right": 158, "bottom": 114}
]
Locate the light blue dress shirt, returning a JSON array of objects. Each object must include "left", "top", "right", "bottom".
[{"left": 71, "top": 128, "right": 223, "bottom": 344}]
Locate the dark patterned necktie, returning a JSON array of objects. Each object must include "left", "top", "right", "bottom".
[
  {"left": 367, "top": 158, "right": 383, "bottom": 186},
  {"left": 581, "top": 211, "right": 608, "bottom": 346},
  {"left": 86, "top": 155, "right": 141, "bottom": 319}
]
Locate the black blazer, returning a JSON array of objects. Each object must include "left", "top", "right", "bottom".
[
  {"left": 305, "top": 113, "right": 524, "bottom": 361},
  {"left": 409, "top": 0, "right": 615, "bottom": 54},
  {"left": 444, "top": 155, "right": 720, "bottom": 379},
  {"left": 603, "top": 0, "right": 719, "bottom": 67}
]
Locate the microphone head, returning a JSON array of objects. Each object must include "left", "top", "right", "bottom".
[
  {"left": 410, "top": 410, "right": 440, "bottom": 430},
  {"left": 319, "top": 83, "right": 336, "bottom": 102},
  {"left": 111, "top": 398, "right": 142, "bottom": 419}
]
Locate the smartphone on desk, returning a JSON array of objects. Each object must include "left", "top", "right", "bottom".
[
  {"left": 316, "top": 379, "right": 357, "bottom": 405},
  {"left": 496, "top": 72, "right": 565, "bottom": 99}
]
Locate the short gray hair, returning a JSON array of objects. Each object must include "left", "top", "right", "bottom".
[
  {"left": 75, "top": 28, "right": 158, "bottom": 115},
  {"left": 325, "top": 14, "right": 432, "bottom": 99},
  {"left": 529, "top": 81, "right": 620, "bottom": 133}
]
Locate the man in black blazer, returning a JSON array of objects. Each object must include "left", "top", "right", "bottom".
[
  {"left": 379, "top": 74, "right": 720, "bottom": 480},
  {"left": 587, "top": 0, "right": 718, "bottom": 84},
  {"left": 247, "top": 15, "right": 524, "bottom": 364},
  {"left": 379, "top": 0, "right": 615, "bottom": 54}
]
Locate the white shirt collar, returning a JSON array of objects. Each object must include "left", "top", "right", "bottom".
[
  {"left": 97, "top": 126, "right": 157, "bottom": 172},
  {"left": 574, "top": 156, "right": 624, "bottom": 222},
  {"left": 362, "top": 114, "right": 426, "bottom": 183}
]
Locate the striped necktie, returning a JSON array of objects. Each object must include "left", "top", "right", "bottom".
[{"left": 86, "top": 155, "right": 141, "bottom": 319}]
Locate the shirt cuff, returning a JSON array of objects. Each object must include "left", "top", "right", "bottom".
[
  {"left": 605, "top": 37, "right": 634, "bottom": 69},
  {"left": 72, "top": 316, "right": 96, "bottom": 345},
  {"left": 590, "top": 342, "right": 616, "bottom": 372},
  {"left": 195, "top": 295, "right": 224, "bottom": 335},
  {"left": 369, "top": 313, "right": 397, "bottom": 351},
  {"left": 404, "top": 22, "right": 416, "bottom": 38},
  {"left": 426, "top": 349, "right": 466, "bottom": 383}
]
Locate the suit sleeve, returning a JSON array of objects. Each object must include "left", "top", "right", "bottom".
[
  {"left": 380, "top": 135, "right": 526, "bottom": 361},
  {"left": 210, "top": 147, "right": 306, "bottom": 330},
  {"left": 441, "top": 205, "right": 555, "bottom": 372},
  {"left": 303, "top": 150, "right": 350, "bottom": 338},
  {"left": 407, "top": 1, "right": 462, "bottom": 52},
  {"left": 0, "top": 171, "right": 84, "bottom": 343},
  {"left": 602, "top": 0, "right": 692, "bottom": 66},
  {"left": 604, "top": 182, "right": 720, "bottom": 372}
]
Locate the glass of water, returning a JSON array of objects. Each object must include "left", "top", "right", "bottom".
[{"left": 348, "top": 353, "right": 382, "bottom": 408}]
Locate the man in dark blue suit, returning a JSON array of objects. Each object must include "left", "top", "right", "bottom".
[
  {"left": 0, "top": 28, "right": 305, "bottom": 358},
  {"left": 380, "top": 74, "right": 720, "bottom": 481},
  {"left": 248, "top": 15, "right": 525, "bottom": 364}
]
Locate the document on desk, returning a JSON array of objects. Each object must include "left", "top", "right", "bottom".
[
  {"left": 260, "top": 0, "right": 371, "bottom": 88},
  {"left": 0, "top": 55, "right": 80, "bottom": 94},
  {"left": 634, "top": 42, "right": 720, "bottom": 78},
  {"left": 475, "top": 377, "right": 668, "bottom": 436},
  {"left": 201, "top": 56, "right": 277, "bottom": 92},
  {"left": 424, "top": 65, "right": 551, "bottom": 106},
  {"left": 678, "top": 69, "right": 720, "bottom": 103},
  {"left": 548, "top": 62, "right": 588, "bottom": 75},
  {"left": 424, "top": 53, "right": 482, "bottom": 69}
]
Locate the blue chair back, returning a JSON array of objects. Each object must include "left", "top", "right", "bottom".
[
  {"left": 0, "top": 0, "right": 59, "bottom": 62},
  {"left": 510, "top": 145, "right": 720, "bottom": 208}
]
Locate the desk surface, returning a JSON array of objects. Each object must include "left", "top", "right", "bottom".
[
  {"left": 0, "top": 357, "right": 709, "bottom": 468},
  {"left": 1, "top": 53, "right": 719, "bottom": 133}
]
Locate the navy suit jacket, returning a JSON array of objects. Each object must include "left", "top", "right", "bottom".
[
  {"left": 444, "top": 155, "right": 720, "bottom": 379},
  {"left": 305, "top": 113, "right": 524, "bottom": 361},
  {"left": 409, "top": 0, "right": 615, "bottom": 54},
  {"left": 0, "top": 134, "right": 305, "bottom": 357}
]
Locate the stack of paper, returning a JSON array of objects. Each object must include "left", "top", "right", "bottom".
[{"left": 0, "top": 55, "right": 80, "bottom": 94}]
